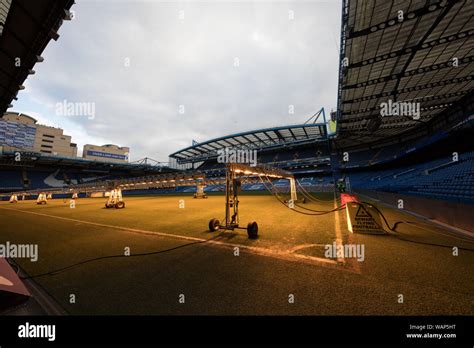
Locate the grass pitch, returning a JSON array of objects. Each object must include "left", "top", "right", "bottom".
[
  {"left": 0, "top": 193, "right": 342, "bottom": 254},
  {"left": 0, "top": 193, "right": 473, "bottom": 315}
]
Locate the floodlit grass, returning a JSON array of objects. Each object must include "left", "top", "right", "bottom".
[
  {"left": 0, "top": 193, "right": 342, "bottom": 251},
  {"left": 1, "top": 193, "right": 473, "bottom": 315},
  {"left": 0, "top": 193, "right": 345, "bottom": 314}
]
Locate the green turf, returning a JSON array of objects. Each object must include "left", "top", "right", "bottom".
[
  {"left": 0, "top": 194, "right": 342, "bottom": 252},
  {"left": 1, "top": 193, "right": 473, "bottom": 315},
  {"left": 0, "top": 194, "right": 344, "bottom": 314}
]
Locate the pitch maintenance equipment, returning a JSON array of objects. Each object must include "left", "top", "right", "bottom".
[{"left": 208, "top": 163, "right": 297, "bottom": 239}]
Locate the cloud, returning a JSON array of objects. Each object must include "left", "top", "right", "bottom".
[{"left": 11, "top": 0, "right": 341, "bottom": 161}]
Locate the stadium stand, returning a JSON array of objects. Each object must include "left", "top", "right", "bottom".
[
  {"left": 169, "top": 121, "right": 329, "bottom": 168},
  {"left": 0, "top": 169, "right": 22, "bottom": 191},
  {"left": 348, "top": 151, "right": 474, "bottom": 204},
  {"left": 0, "top": 150, "right": 175, "bottom": 194},
  {"left": 0, "top": 0, "right": 471, "bottom": 230},
  {"left": 162, "top": 0, "right": 474, "bottom": 232}
]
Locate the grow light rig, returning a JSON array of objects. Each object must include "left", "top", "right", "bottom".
[{"left": 208, "top": 163, "right": 296, "bottom": 239}]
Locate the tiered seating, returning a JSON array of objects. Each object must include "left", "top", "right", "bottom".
[
  {"left": 349, "top": 151, "right": 474, "bottom": 203},
  {"left": 0, "top": 168, "right": 118, "bottom": 190},
  {"left": 0, "top": 169, "right": 23, "bottom": 190},
  {"left": 25, "top": 170, "right": 52, "bottom": 189},
  {"left": 339, "top": 131, "right": 448, "bottom": 168},
  {"left": 198, "top": 147, "right": 330, "bottom": 175}
]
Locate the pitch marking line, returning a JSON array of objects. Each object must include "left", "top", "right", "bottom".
[
  {"left": 332, "top": 193, "right": 361, "bottom": 274},
  {"left": 0, "top": 207, "right": 357, "bottom": 271},
  {"left": 333, "top": 193, "right": 345, "bottom": 264}
]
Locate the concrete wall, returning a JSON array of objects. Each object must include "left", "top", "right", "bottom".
[
  {"left": 355, "top": 189, "right": 473, "bottom": 233},
  {"left": 34, "top": 124, "right": 77, "bottom": 157}
]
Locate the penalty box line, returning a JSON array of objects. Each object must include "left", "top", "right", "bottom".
[
  {"left": 333, "top": 193, "right": 361, "bottom": 274},
  {"left": 0, "top": 206, "right": 356, "bottom": 271}
]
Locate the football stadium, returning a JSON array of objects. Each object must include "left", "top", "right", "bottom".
[{"left": 0, "top": 0, "right": 473, "bottom": 322}]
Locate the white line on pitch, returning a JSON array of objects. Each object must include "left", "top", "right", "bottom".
[{"left": 333, "top": 192, "right": 345, "bottom": 263}]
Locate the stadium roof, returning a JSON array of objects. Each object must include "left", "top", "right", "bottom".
[
  {"left": 0, "top": 0, "right": 74, "bottom": 114},
  {"left": 337, "top": 0, "right": 474, "bottom": 146},
  {"left": 170, "top": 123, "right": 328, "bottom": 164}
]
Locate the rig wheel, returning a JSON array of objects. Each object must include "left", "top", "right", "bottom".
[
  {"left": 105, "top": 202, "right": 114, "bottom": 208},
  {"left": 209, "top": 218, "right": 220, "bottom": 232},
  {"left": 115, "top": 201, "right": 125, "bottom": 209},
  {"left": 247, "top": 221, "right": 259, "bottom": 239}
]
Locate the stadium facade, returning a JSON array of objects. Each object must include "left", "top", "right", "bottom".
[
  {"left": 1, "top": 112, "right": 77, "bottom": 157},
  {"left": 0, "top": 112, "right": 130, "bottom": 163}
]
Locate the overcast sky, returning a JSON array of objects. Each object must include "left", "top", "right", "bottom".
[{"left": 11, "top": 0, "right": 341, "bottom": 162}]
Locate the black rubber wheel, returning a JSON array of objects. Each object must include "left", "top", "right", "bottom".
[
  {"left": 247, "top": 221, "right": 259, "bottom": 239},
  {"left": 209, "top": 218, "right": 220, "bottom": 232},
  {"left": 115, "top": 201, "right": 125, "bottom": 209},
  {"left": 105, "top": 202, "right": 114, "bottom": 208}
]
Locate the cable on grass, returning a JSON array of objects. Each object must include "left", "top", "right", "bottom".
[
  {"left": 353, "top": 201, "right": 474, "bottom": 252},
  {"left": 21, "top": 232, "right": 225, "bottom": 280}
]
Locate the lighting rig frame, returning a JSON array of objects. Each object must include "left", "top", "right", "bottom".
[{"left": 208, "top": 163, "right": 296, "bottom": 239}]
